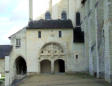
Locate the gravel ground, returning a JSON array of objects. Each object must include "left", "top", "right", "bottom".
[{"left": 17, "top": 73, "right": 111, "bottom": 86}]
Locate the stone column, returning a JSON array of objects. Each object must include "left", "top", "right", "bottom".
[
  {"left": 29, "top": 0, "right": 33, "bottom": 21},
  {"left": 5, "top": 56, "right": 10, "bottom": 86},
  {"left": 38, "top": 61, "right": 40, "bottom": 74},
  {"left": 88, "top": 0, "right": 94, "bottom": 76},
  {"left": 104, "top": 0, "right": 111, "bottom": 82},
  {"left": 95, "top": 0, "right": 100, "bottom": 78},
  {"left": 51, "top": 60, "right": 54, "bottom": 73},
  {"left": 49, "top": 0, "right": 52, "bottom": 13}
]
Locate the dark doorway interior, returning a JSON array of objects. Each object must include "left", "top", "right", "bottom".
[
  {"left": 54, "top": 59, "right": 65, "bottom": 73},
  {"left": 15, "top": 57, "right": 27, "bottom": 75}
]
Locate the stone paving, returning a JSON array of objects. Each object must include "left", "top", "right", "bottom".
[{"left": 17, "top": 73, "right": 111, "bottom": 86}]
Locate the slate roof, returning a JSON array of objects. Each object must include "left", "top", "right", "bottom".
[
  {"left": 27, "top": 19, "right": 73, "bottom": 29},
  {"left": 0, "top": 45, "right": 12, "bottom": 58}
]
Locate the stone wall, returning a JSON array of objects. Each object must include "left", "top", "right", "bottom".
[
  {"left": 80, "top": 0, "right": 112, "bottom": 83},
  {"left": 26, "top": 28, "right": 87, "bottom": 73},
  {"left": 0, "top": 59, "right": 4, "bottom": 74},
  {"left": 9, "top": 28, "right": 27, "bottom": 84},
  {"left": 108, "top": 0, "right": 112, "bottom": 81},
  {"left": 9, "top": 27, "right": 88, "bottom": 84}
]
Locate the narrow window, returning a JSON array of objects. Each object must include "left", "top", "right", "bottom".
[
  {"left": 61, "top": 11, "right": 67, "bottom": 20},
  {"left": 76, "top": 55, "right": 78, "bottom": 59},
  {"left": 45, "top": 12, "right": 51, "bottom": 20},
  {"left": 16, "top": 39, "right": 21, "bottom": 47},
  {"left": 41, "top": 51, "right": 43, "bottom": 53},
  {"left": 59, "top": 31, "right": 62, "bottom": 38},
  {"left": 61, "top": 50, "right": 63, "bottom": 53},
  {"left": 76, "top": 12, "right": 81, "bottom": 26},
  {"left": 48, "top": 50, "right": 50, "bottom": 53},
  {"left": 103, "top": 30, "right": 104, "bottom": 38},
  {"left": 38, "top": 31, "right": 41, "bottom": 38}
]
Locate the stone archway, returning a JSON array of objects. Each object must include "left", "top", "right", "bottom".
[
  {"left": 39, "top": 42, "right": 65, "bottom": 73},
  {"left": 40, "top": 60, "right": 51, "bottom": 73},
  {"left": 40, "top": 42, "right": 64, "bottom": 56},
  {"left": 54, "top": 59, "right": 65, "bottom": 73},
  {"left": 15, "top": 56, "right": 27, "bottom": 75}
]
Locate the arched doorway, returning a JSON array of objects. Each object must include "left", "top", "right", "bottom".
[
  {"left": 15, "top": 56, "right": 27, "bottom": 75},
  {"left": 54, "top": 59, "right": 65, "bottom": 73},
  {"left": 40, "top": 60, "right": 51, "bottom": 73}
]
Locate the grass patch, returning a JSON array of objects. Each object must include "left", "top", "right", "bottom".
[{"left": 0, "top": 75, "right": 5, "bottom": 85}]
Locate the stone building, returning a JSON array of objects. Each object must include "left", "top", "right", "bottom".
[
  {"left": 5, "top": 0, "right": 86, "bottom": 85},
  {"left": 1, "top": 0, "right": 111, "bottom": 86},
  {"left": 79, "top": 0, "right": 112, "bottom": 83},
  {"left": 0, "top": 45, "right": 12, "bottom": 75}
]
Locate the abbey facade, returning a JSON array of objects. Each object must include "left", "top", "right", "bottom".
[{"left": 2, "top": 0, "right": 112, "bottom": 86}]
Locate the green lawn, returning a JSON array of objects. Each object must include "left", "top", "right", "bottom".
[{"left": 0, "top": 75, "right": 5, "bottom": 85}]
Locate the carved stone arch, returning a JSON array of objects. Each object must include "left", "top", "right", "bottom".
[
  {"left": 54, "top": 58, "right": 65, "bottom": 61},
  {"left": 39, "top": 58, "right": 51, "bottom": 62},
  {"left": 40, "top": 42, "right": 64, "bottom": 57}
]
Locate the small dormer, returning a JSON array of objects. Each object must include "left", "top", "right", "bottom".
[{"left": 45, "top": 11, "right": 51, "bottom": 20}]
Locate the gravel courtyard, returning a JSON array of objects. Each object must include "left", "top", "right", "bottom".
[{"left": 17, "top": 73, "right": 111, "bottom": 86}]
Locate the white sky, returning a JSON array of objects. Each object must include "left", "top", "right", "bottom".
[{"left": 0, "top": 0, "right": 29, "bottom": 45}]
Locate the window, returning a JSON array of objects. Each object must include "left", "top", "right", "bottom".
[
  {"left": 61, "top": 11, "right": 67, "bottom": 20},
  {"left": 76, "top": 55, "right": 78, "bottom": 59},
  {"left": 48, "top": 51, "right": 51, "bottom": 53},
  {"left": 41, "top": 51, "right": 44, "bottom": 53},
  {"left": 38, "top": 31, "right": 41, "bottom": 38},
  {"left": 76, "top": 12, "right": 81, "bottom": 26},
  {"left": 81, "top": 0, "right": 87, "bottom": 5},
  {"left": 45, "top": 12, "right": 51, "bottom": 20},
  {"left": 59, "top": 31, "right": 62, "bottom": 38},
  {"left": 16, "top": 39, "right": 21, "bottom": 48},
  {"left": 102, "top": 30, "right": 104, "bottom": 38}
]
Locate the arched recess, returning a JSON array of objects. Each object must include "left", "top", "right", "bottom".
[
  {"left": 40, "top": 60, "right": 51, "bottom": 73},
  {"left": 76, "top": 12, "right": 81, "bottom": 26},
  {"left": 45, "top": 11, "right": 51, "bottom": 20},
  {"left": 54, "top": 59, "right": 65, "bottom": 73},
  {"left": 15, "top": 56, "right": 27, "bottom": 75},
  {"left": 61, "top": 11, "right": 67, "bottom": 20},
  {"left": 40, "top": 42, "right": 64, "bottom": 56}
]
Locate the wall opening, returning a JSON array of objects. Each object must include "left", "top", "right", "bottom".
[
  {"left": 54, "top": 59, "right": 65, "bottom": 73},
  {"left": 15, "top": 56, "right": 27, "bottom": 75},
  {"left": 76, "top": 55, "right": 78, "bottom": 59},
  {"left": 76, "top": 12, "right": 81, "bottom": 26},
  {"left": 61, "top": 11, "right": 67, "bottom": 20},
  {"left": 81, "top": 0, "right": 87, "bottom": 5},
  {"left": 45, "top": 12, "right": 51, "bottom": 20},
  {"left": 40, "top": 60, "right": 51, "bottom": 73}
]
